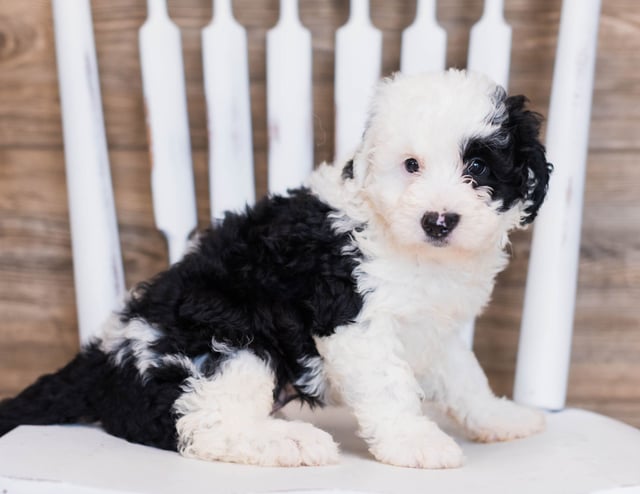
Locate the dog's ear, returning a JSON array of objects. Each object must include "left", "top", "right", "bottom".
[
  {"left": 346, "top": 75, "right": 400, "bottom": 188},
  {"left": 349, "top": 119, "right": 376, "bottom": 189},
  {"left": 504, "top": 95, "right": 553, "bottom": 225}
]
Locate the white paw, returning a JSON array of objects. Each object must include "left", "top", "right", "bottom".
[
  {"left": 368, "top": 418, "right": 464, "bottom": 469},
  {"left": 462, "top": 399, "right": 545, "bottom": 442},
  {"left": 181, "top": 419, "right": 340, "bottom": 467}
]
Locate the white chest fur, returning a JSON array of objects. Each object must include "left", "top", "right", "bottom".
[{"left": 353, "top": 247, "right": 507, "bottom": 374}]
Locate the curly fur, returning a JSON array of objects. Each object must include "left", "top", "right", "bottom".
[
  {"left": 462, "top": 94, "right": 552, "bottom": 224},
  {"left": 0, "top": 69, "right": 551, "bottom": 469}
]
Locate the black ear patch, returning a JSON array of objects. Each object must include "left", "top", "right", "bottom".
[
  {"left": 341, "top": 159, "right": 355, "bottom": 180},
  {"left": 503, "top": 95, "right": 553, "bottom": 224},
  {"left": 463, "top": 95, "right": 553, "bottom": 225}
]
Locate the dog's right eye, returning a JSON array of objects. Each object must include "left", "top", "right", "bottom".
[{"left": 404, "top": 158, "right": 420, "bottom": 174}]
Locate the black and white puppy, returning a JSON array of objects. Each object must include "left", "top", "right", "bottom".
[{"left": 0, "top": 69, "right": 552, "bottom": 469}]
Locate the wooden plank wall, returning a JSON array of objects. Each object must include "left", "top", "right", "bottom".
[{"left": 1, "top": 0, "right": 639, "bottom": 427}]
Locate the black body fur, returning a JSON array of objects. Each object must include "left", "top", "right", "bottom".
[{"left": 0, "top": 189, "right": 363, "bottom": 449}]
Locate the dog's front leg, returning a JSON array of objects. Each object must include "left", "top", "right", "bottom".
[
  {"left": 419, "top": 331, "right": 545, "bottom": 442},
  {"left": 315, "top": 320, "right": 463, "bottom": 469}
]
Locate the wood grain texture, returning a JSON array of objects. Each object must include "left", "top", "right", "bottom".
[{"left": 1, "top": 0, "right": 639, "bottom": 428}]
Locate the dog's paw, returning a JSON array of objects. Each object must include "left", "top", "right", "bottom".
[
  {"left": 462, "top": 399, "right": 545, "bottom": 443},
  {"left": 182, "top": 419, "right": 339, "bottom": 467},
  {"left": 368, "top": 418, "right": 464, "bottom": 469}
]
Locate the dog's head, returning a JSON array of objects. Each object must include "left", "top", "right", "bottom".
[{"left": 347, "top": 69, "right": 552, "bottom": 254}]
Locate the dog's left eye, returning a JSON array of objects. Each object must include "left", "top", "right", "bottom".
[
  {"left": 404, "top": 158, "right": 420, "bottom": 174},
  {"left": 465, "top": 158, "right": 489, "bottom": 178}
]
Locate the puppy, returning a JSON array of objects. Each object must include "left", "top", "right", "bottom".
[{"left": 0, "top": 69, "right": 551, "bottom": 469}]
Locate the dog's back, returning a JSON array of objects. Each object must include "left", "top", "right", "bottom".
[{"left": 0, "top": 188, "right": 363, "bottom": 454}]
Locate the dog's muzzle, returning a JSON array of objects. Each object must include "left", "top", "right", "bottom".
[{"left": 421, "top": 211, "right": 460, "bottom": 240}]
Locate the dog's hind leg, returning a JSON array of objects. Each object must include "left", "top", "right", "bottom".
[{"left": 173, "top": 349, "right": 339, "bottom": 466}]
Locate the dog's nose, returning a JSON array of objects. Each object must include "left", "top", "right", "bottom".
[{"left": 421, "top": 211, "right": 460, "bottom": 239}]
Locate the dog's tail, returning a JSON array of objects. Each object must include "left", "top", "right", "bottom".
[{"left": 0, "top": 344, "right": 108, "bottom": 436}]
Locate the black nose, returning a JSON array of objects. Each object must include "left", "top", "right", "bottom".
[{"left": 421, "top": 211, "right": 460, "bottom": 239}]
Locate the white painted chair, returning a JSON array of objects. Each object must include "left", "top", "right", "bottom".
[{"left": 1, "top": 1, "right": 639, "bottom": 493}]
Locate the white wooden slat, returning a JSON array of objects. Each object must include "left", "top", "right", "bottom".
[
  {"left": 51, "top": 0, "right": 125, "bottom": 343},
  {"left": 266, "top": 0, "right": 313, "bottom": 196},
  {"left": 334, "top": 0, "right": 382, "bottom": 163},
  {"left": 467, "top": 0, "right": 512, "bottom": 89},
  {"left": 400, "top": 0, "right": 447, "bottom": 75},
  {"left": 139, "top": 0, "right": 198, "bottom": 263},
  {"left": 514, "top": 0, "right": 602, "bottom": 411},
  {"left": 203, "top": 0, "right": 255, "bottom": 221},
  {"left": 458, "top": 320, "right": 475, "bottom": 349}
]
